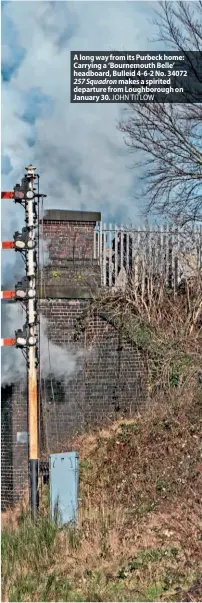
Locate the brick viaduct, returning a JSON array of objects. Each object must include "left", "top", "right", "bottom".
[{"left": 1, "top": 210, "right": 146, "bottom": 509}]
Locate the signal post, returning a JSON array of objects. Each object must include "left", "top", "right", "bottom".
[{"left": 1, "top": 165, "right": 46, "bottom": 518}]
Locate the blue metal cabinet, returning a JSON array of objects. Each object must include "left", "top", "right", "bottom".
[{"left": 49, "top": 451, "right": 79, "bottom": 526}]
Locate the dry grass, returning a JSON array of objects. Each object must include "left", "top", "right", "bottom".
[
  {"left": 87, "top": 269, "right": 202, "bottom": 394},
  {"left": 2, "top": 384, "right": 202, "bottom": 602},
  {"left": 2, "top": 273, "right": 202, "bottom": 601},
  {"left": 1, "top": 491, "right": 29, "bottom": 531}
]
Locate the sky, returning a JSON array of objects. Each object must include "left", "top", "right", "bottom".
[
  {"left": 1, "top": 0, "right": 162, "bottom": 373},
  {"left": 1, "top": 0, "right": 161, "bottom": 238}
]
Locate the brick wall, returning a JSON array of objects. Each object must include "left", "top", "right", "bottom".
[
  {"left": 40, "top": 300, "right": 146, "bottom": 453},
  {"left": 42, "top": 209, "right": 100, "bottom": 265},
  {"left": 39, "top": 210, "right": 101, "bottom": 299},
  {"left": 1, "top": 386, "right": 13, "bottom": 509},
  {"left": 1, "top": 210, "right": 147, "bottom": 509},
  {"left": 1, "top": 382, "right": 28, "bottom": 509}
]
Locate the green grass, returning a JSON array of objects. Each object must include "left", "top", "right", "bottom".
[
  {"left": 2, "top": 508, "right": 200, "bottom": 602},
  {"left": 2, "top": 388, "right": 202, "bottom": 601}
]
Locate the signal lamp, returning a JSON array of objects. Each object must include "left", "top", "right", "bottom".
[
  {"left": 15, "top": 277, "right": 36, "bottom": 300},
  {"left": 14, "top": 228, "right": 36, "bottom": 250},
  {"left": 15, "top": 326, "right": 27, "bottom": 348}
]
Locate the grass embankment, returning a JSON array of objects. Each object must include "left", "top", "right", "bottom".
[
  {"left": 2, "top": 274, "right": 202, "bottom": 601},
  {"left": 2, "top": 387, "right": 202, "bottom": 602}
]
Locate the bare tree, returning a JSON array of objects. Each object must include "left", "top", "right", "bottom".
[{"left": 119, "top": 1, "right": 202, "bottom": 225}]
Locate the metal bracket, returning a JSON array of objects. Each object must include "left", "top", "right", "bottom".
[{"left": 39, "top": 460, "right": 49, "bottom": 484}]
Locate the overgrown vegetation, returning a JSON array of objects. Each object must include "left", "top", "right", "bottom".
[
  {"left": 2, "top": 384, "right": 202, "bottom": 601},
  {"left": 89, "top": 267, "right": 202, "bottom": 396},
  {"left": 2, "top": 269, "right": 202, "bottom": 602}
]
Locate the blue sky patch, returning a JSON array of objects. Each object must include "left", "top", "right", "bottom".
[
  {"left": 1, "top": 4, "right": 25, "bottom": 81},
  {"left": 1, "top": 154, "right": 12, "bottom": 175},
  {"left": 22, "top": 88, "right": 53, "bottom": 125}
]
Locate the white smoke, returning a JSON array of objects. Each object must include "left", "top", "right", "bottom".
[
  {"left": 39, "top": 228, "right": 52, "bottom": 268},
  {"left": 39, "top": 316, "right": 83, "bottom": 380},
  {"left": 1, "top": 2, "right": 158, "bottom": 389},
  {"left": 1, "top": 302, "right": 26, "bottom": 386},
  {"left": 1, "top": 304, "right": 84, "bottom": 386},
  {"left": 1, "top": 231, "right": 84, "bottom": 387},
  {"left": 1, "top": 1, "right": 157, "bottom": 225}
]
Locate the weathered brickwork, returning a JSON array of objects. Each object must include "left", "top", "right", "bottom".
[
  {"left": 1, "top": 210, "right": 147, "bottom": 509},
  {"left": 1, "top": 386, "right": 13, "bottom": 509},
  {"left": 42, "top": 210, "right": 100, "bottom": 265},
  {"left": 40, "top": 300, "right": 146, "bottom": 452},
  {"left": 38, "top": 262, "right": 101, "bottom": 299},
  {"left": 1, "top": 382, "right": 28, "bottom": 509}
]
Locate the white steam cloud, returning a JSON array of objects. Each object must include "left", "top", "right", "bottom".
[
  {"left": 2, "top": 1, "right": 159, "bottom": 226},
  {"left": 40, "top": 316, "right": 84, "bottom": 380},
  {"left": 1, "top": 1, "right": 159, "bottom": 388},
  {"left": 39, "top": 235, "right": 51, "bottom": 268},
  {"left": 1, "top": 305, "right": 83, "bottom": 387}
]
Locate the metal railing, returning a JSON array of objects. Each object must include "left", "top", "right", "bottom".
[{"left": 94, "top": 222, "right": 202, "bottom": 289}]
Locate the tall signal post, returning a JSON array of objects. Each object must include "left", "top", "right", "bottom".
[{"left": 1, "top": 166, "right": 46, "bottom": 518}]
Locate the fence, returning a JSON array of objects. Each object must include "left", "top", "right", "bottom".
[{"left": 93, "top": 223, "right": 202, "bottom": 289}]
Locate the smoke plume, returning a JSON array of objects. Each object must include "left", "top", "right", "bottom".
[
  {"left": 1, "top": 304, "right": 83, "bottom": 387},
  {"left": 40, "top": 316, "right": 83, "bottom": 380}
]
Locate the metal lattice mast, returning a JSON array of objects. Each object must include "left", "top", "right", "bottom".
[
  {"left": 1, "top": 166, "right": 46, "bottom": 518},
  {"left": 25, "top": 164, "right": 39, "bottom": 517}
]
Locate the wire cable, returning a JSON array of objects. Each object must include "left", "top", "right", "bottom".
[
  {"left": 37, "top": 174, "right": 41, "bottom": 455},
  {"left": 40, "top": 197, "right": 59, "bottom": 452},
  {"left": 40, "top": 197, "right": 50, "bottom": 454}
]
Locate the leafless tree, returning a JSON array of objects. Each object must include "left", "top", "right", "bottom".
[{"left": 119, "top": 1, "right": 202, "bottom": 225}]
